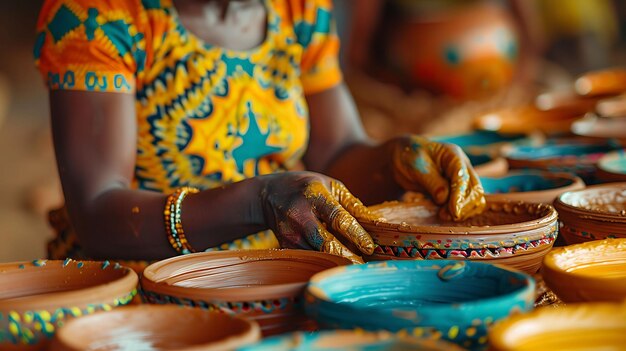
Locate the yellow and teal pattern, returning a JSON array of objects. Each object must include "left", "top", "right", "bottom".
[{"left": 35, "top": 0, "right": 342, "bottom": 251}]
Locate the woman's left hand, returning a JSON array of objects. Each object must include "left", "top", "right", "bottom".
[{"left": 390, "top": 136, "right": 486, "bottom": 221}]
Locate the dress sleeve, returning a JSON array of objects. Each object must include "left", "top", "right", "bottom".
[
  {"left": 33, "top": 0, "right": 142, "bottom": 93},
  {"left": 291, "top": 0, "right": 343, "bottom": 95}
]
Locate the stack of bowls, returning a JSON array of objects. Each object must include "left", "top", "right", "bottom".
[
  {"left": 0, "top": 259, "right": 138, "bottom": 350},
  {"left": 359, "top": 200, "right": 558, "bottom": 274},
  {"left": 554, "top": 183, "right": 626, "bottom": 244},
  {"left": 305, "top": 260, "right": 535, "bottom": 350},
  {"left": 140, "top": 249, "right": 351, "bottom": 336}
]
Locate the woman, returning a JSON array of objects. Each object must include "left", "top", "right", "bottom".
[{"left": 35, "top": 0, "right": 485, "bottom": 264}]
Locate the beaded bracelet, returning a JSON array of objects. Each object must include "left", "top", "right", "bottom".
[{"left": 164, "top": 187, "right": 200, "bottom": 254}]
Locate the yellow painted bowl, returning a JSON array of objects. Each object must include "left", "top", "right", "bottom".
[
  {"left": 542, "top": 238, "right": 626, "bottom": 302},
  {"left": 489, "top": 302, "right": 626, "bottom": 351}
]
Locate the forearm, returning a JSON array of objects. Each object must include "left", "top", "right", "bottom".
[
  {"left": 324, "top": 139, "right": 403, "bottom": 206},
  {"left": 68, "top": 178, "right": 266, "bottom": 261}
]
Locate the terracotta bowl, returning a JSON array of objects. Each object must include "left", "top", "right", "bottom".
[
  {"left": 597, "top": 149, "right": 626, "bottom": 182},
  {"left": 505, "top": 140, "right": 618, "bottom": 183},
  {"left": 472, "top": 155, "right": 509, "bottom": 178},
  {"left": 473, "top": 105, "right": 583, "bottom": 135},
  {"left": 571, "top": 113, "right": 626, "bottom": 145},
  {"left": 0, "top": 259, "right": 138, "bottom": 351},
  {"left": 482, "top": 171, "right": 585, "bottom": 204},
  {"left": 305, "top": 260, "right": 535, "bottom": 350},
  {"left": 553, "top": 183, "right": 626, "bottom": 244},
  {"left": 360, "top": 200, "right": 558, "bottom": 274},
  {"left": 238, "top": 330, "right": 466, "bottom": 351},
  {"left": 49, "top": 305, "right": 260, "bottom": 351},
  {"left": 489, "top": 302, "right": 626, "bottom": 351},
  {"left": 431, "top": 131, "right": 530, "bottom": 157},
  {"left": 542, "top": 238, "right": 626, "bottom": 302},
  {"left": 140, "top": 249, "right": 351, "bottom": 337}
]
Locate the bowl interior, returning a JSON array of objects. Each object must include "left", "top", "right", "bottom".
[
  {"left": 545, "top": 239, "right": 626, "bottom": 279},
  {"left": 558, "top": 185, "right": 626, "bottom": 215},
  {"left": 56, "top": 306, "right": 257, "bottom": 351},
  {"left": 490, "top": 303, "right": 626, "bottom": 350},
  {"left": 0, "top": 261, "right": 130, "bottom": 300},
  {"left": 599, "top": 150, "right": 626, "bottom": 174},
  {"left": 507, "top": 143, "right": 614, "bottom": 161},
  {"left": 368, "top": 201, "right": 549, "bottom": 228},
  {"left": 482, "top": 173, "right": 574, "bottom": 194},
  {"left": 146, "top": 250, "right": 349, "bottom": 289},
  {"left": 311, "top": 261, "right": 530, "bottom": 310}
]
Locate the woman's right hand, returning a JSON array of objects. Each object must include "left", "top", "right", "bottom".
[{"left": 259, "top": 172, "right": 377, "bottom": 264}]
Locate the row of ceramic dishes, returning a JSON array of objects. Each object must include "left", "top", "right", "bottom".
[{"left": 1, "top": 239, "right": 625, "bottom": 351}]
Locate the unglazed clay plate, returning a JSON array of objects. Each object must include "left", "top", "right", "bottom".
[
  {"left": 542, "top": 238, "right": 626, "bottom": 302},
  {"left": 489, "top": 302, "right": 626, "bottom": 351}
]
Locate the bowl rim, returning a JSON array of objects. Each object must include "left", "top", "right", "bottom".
[
  {"left": 51, "top": 305, "right": 261, "bottom": 351},
  {"left": 488, "top": 302, "right": 626, "bottom": 350},
  {"left": 141, "top": 249, "right": 352, "bottom": 301},
  {"left": 598, "top": 149, "right": 626, "bottom": 174},
  {"left": 359, "top": 200, "right": 557, "bottom": 235},
  {"left": 554, "top": 182, "right": 626, "bottom": 219},
  {"left": 0, "top": 260, "right": 138, "bottom": 311},
  {"left": 307, "top": 260, "right": 535, "bottom": 315}
]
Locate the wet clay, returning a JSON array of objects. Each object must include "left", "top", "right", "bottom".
[
  {"left": 489, "top": 302, "right": 626, "bottom": 351},
  {"left": 50, "top": 305, "right": 260, "bottom": 351},
  {"left": 542, "top": 238, "right": 626, "bottom": 302}
]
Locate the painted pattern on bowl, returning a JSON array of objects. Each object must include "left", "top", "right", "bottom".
[
  {"left": 0, "top": 259, "right": 138, "bottom": 350},
  {"left": 305, "top": 260, "right": 535, "bottom": 351},
  {"left": 360, "top": 201, "right": 558, "bottom": 274}
]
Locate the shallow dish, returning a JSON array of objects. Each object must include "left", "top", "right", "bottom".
[
  {"left": 553, "top": 183, "right": 626, "bottom": 244},
  {"left": 360, "top": 200, "right": 558, "bottom": 274},
  {"left": 489, "top": 302, "right": 626, "bottom": 351},
  {"left": 473, "top": 105, "right": 582, "bottom": 135},
  {"left": 141, "top": 249, "right": 351, "bottom": 336},
  {"left": 597, "top": 149, "right": 626, "bottom": 182},
  {"left": 237, "top": 330, "right": 465, "bottom": 351},
  {"left": 49, "top": 305, "right": 260, "bottom": 351},
  {"left": 542, "top": 238, "right": 626, "bottom": 302},
  {"left": 482, "top": 171, "right": 584, "bottom": 203},
  {"left": 305, "top": 260, "right": 535, "bottom": 351},
  {"left": 0, "top": 259, "right": 138, "bottom": 350}
]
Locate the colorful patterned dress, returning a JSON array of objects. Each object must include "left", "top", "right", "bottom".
[{"left": 35, "top": 0, "right": 342, "bottom": 259}]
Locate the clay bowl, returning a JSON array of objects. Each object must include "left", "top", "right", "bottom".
[
  {"left": 431, "top": 131, "right": 530, "bottom": 157},
  {"left": 383, "top": 2, "right": 519, "bottom": 100},
  {"left": 571, "top": 113, "right": 626, "bottom": 145},
  {"left": 489, "top": 302, "right": 626, "bottom": 351},
  {"left": 468, "top": 154, "right": 508, "bottom": 178},
  {"left": 473, "top": 105, "right": 583, "bottom": 135},
  {"left": 553, "top": 183, "right": 626, "bottom": 244},
  {"left": 0, "top": 259, "right": 138, "bottom": 351},
  {"left": 482, "top": 171, "right": 585, "bottom": 204},
  {"left": 505, "top": 139, "right": 618, "bottom": 183},
  {"left": 238, "top": 330, "right": 466, "bottom": 351},
  {"left": 305, "top": 260, "right": 535, "bottom": 350},
  {"left": 359, "top": 200, "right": 558, "bottom": 274},
  {"left": 141, "top": 249, "right": 351, "bottom": 337},
  {"left": 49, "top": 305, "right": 260, "bottom": 351},
  {"left": 597, "top": 149, "right": 626, "bottom": 182},
  {"left": 541, "top": 238, "right": 626, "bottom": 303}
]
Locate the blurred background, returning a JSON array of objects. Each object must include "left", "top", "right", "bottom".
[{"left": 2, "top": 0, "right": 626, "bottom": 261}]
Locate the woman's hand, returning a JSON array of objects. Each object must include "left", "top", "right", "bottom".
[
  {"left": 390, "top": 136, "right": 486, "bottom": 221},
  {"left": 259, "top": 172, "right": 377, "bottom": 263}
]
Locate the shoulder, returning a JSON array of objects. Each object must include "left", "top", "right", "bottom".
[{"left": 275, "top": 0, "right": 335, "bottom": 47}]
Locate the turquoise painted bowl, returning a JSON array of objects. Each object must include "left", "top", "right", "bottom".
[
  {"left": 431, "top": 131, "right": 528, "bottom": 153},
  {"left": 505, "top": 142, "right": 618, "bottom": 182},
  {"left": 237, "top": 330, "right": 466, "bottom": 351},
  {"left": 305, "top": 260, "right": 535, "bottom": 351},
  {"left": 597, "top": 149, "right": 626, "bottom": 182},
  {"left": 481, "top": 171, "right": 585, "bottom": 203}
]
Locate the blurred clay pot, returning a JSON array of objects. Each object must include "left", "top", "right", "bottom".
[
  {"left": 482, "top": 171, "right": 585, "bottom": 204},
  {"left": 359, "top": 199, "right": 558, "bottom": 274},
  {"left": 0, "top": 260, "right": 138, "bottom": 351},
  {"left": 474, "top": 105, "right": 584, "bottom": 135},
  {"left": 597, "top": 149, "right": 626, "bottom": 182},
  {"left": 542, "top": 238, "right": 626, "bottom": 303},
  {"left": 489, "top": 302, "right": 626, "bottom": 350},
  {"left": 49, "top": 305, "right": 260, "bottom": 351},
  {"left": 141, "top": 249, "right": 351, "bottom": 337},
  {"left": 553, "top": 183, "right": 626, "bottom": 244},
  {"left": 572, "top": 113, "right": 626, "bottom": 145},
  {"left": 384, "top": 2, "right": 519, "bottom": 100}
]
